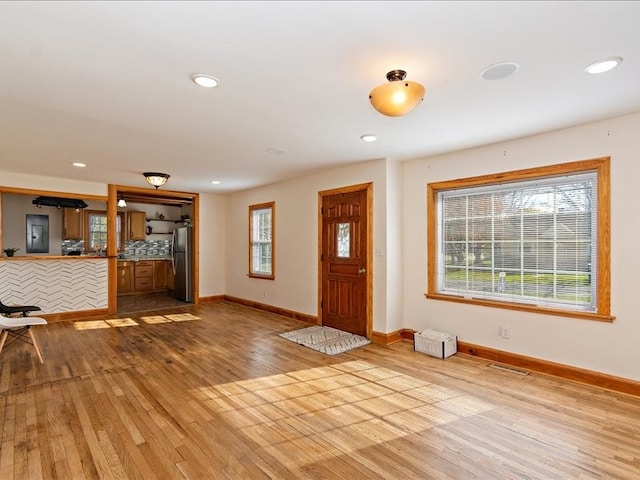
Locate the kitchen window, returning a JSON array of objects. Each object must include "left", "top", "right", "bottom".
[
  {"left": 249, "top": 202, "right": 275, "bottom": 279},
  {"left": 84, "top": 210, "right": 124, "bottom": 252},
  {"left": 427, "top": 157, "right": 612, "bottom": 321}
]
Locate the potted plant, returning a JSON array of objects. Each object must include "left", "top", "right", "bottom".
[{"left": 3, "top": 247, "right": 19, "bottom": 257}]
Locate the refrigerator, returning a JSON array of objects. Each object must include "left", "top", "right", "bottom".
[{"left": 171, "top": 226, "right": 193, "bottom": 302}]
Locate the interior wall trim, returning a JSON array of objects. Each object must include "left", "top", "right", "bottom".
[
  {"left": 456, "top": 341, "right": 640, "bottom": 397},
  {"left": 223, "top": 296, "right": 319, "bottom": 324},
  {"left": 40, "top": 308, "right": 109, "bottom": 323}
]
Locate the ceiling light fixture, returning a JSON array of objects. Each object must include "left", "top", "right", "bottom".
[
  {"left": 192, "top": 73, "right": 220, "bottom": 88},
  {"left": 72, "top": 162, "right": 86, "bottom": 167},
  {"left": 369, "top": 70, "right": 425, "bottom": 117},
  {"left": 143, "top": 172, "right": 170, "bottom": 189},
  {"left": 210, "top": 180, "right": 221, "bottom": 185},
  {"left": 117, "top": 196, "right": 127, "bottom": 208},
  {"left": 360, "top": 134, "right": 377, "bottom": 142},
  {"left": 585, "top": 56, "right": 623, "bottom": 74}
]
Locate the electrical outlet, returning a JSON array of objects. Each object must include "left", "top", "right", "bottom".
[
  {"left": 500, "top": 325, "right": 510, "bottom": 339},
  {"left": 263, "top": 290, "right": 268, "bottom": 298}
]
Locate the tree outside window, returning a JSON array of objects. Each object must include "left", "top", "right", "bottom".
[{"left": 427, "top": 157, "right": 612, "bottom": 322}]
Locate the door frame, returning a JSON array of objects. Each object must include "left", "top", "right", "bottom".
[
  {"left": 317, "top": 182, "right": 373, "bottom": 339},
  {"left": 107, "top": 184, "right": 199, "bottom": 315}
]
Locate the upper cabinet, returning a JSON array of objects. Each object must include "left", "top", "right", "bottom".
[
  {"left": 128, "top": 211, "right": 147, "bottom": 240},
  {"left": 63, "top": 208, "right": 83, "bottom": 239}
]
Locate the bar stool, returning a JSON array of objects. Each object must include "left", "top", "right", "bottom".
[{"left": 0, "top": 316, "right": 48, "bottom": 363}]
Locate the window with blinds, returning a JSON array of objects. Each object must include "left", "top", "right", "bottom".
[
  {"left": 427, "top": 158, "right": 612, "bottom": 321},
  {"left": 249, "top": 202, "right": 275, "bottom": 279}
]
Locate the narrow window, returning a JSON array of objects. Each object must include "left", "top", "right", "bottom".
[
  {"left": 427, "top": 157, "right": 612, "bottom": 322},
  {"left": 249, "top": 202, "right": 275, "bottom": 279}
]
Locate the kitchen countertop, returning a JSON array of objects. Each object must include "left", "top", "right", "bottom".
[{"left": 118, "top": 257, "right": 171, "bottom": 262}]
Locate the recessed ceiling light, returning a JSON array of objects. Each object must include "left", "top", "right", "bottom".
[
  {"left": 266, "top": 147, "right": 287, "bottom": 155},
  {"left": 585, "top": 56, "right": 623, "bottom": 74},
  {"left": 360, "top": 134, "right": 377, "bottom": 142},
  {"left": 210, "top": 180, "right": 221, "bottom": 185},
  {"left": 480, "top": 61, "right": 519, "bottom": 80},
  {"left": 191, "top": 73, "right": 220, "bottom": 88},
  {"left": 72, "top": 162, "right": 86, "bottom": 167}
]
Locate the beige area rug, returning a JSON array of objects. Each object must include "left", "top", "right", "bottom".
[{"left": 279, "top": 326, "right": 371, "bottom": 355}]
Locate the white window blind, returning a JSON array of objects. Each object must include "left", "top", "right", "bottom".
[{"left": 436, "top": 171, "right": 597, "bottom": 312}]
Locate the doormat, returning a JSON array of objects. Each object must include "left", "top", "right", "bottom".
[{"left": 279, "top": 326, "right": 371, "bottom": 356}]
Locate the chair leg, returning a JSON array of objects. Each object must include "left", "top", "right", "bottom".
[
  {"left": 28, "top": 327, "right": 44, "bottom": 364},
  {"left": 0, "top": 330, "right": 7, "bottom": 355}
]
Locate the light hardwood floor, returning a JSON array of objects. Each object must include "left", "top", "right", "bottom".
[{"left": 1, "top": 302, "right": 639, "bottom": 479}]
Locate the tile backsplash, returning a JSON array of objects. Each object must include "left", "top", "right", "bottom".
[{"left": 62, "top": 239, "right": 171, "bottom": 258}]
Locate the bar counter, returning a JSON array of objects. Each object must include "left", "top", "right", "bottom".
[{"left": 0, "top": 255, "right": 108, "bottom": 315}]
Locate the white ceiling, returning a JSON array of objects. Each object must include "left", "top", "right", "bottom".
[{"left": 1, "top": 1, "right": 639, "bottom": 194}]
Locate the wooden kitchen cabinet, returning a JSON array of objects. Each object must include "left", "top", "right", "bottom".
[
  {"left": 134, "top": 260, "right": 154, "bottom": 290},
  {"left": 166, "top": 260, "right": 175, "bottom": 290},
  {"left": 153, "top": 260, "right": 168, "bottom": 289},
  {"left": 63, "top": 208, "right": 84, "bottom": 239},
  {"left": 128, "top": 211, "right": 147, "bottom": 240},
  {"left": 117, "top": 261, "right": 133, "bottom": 293}
]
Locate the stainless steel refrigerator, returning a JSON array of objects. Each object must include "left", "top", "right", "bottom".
[{"left": 171, "top": 226, "right": 193, "bottom": 302}]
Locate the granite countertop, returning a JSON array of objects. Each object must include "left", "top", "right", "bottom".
[{"left": 118, "top": 256, "right": 171, "bottom": 262}]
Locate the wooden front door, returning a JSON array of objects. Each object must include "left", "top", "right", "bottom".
[{"left": 320, "top": 185, "right": 371, "bottom": 337}]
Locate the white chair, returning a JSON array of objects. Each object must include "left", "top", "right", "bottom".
[{"left": 0, "top": 316, "right": 48, "bottom": 363}]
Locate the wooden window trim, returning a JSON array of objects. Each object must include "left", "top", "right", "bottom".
[
  {"left": 248, "top": 201, "right": 275, "bottom": 280},
  {"left": 426, "top": 156, "right": 613, "bottom": 322},
  {"left": 84, "top": 210, "right": 125, "bottom": 252}
]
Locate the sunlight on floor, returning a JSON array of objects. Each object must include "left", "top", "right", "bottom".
[
  {"left": 74, "top": 314, "right": 201, "bottom": 330},
  {"left": 194, "top": 360, "right": 494, "bottom": 469}
]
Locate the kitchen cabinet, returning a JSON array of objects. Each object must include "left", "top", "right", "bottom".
[
  {"left": 134, "top": 260, "right": 154, "bottom": 290},
  {"left": 128, "top": 211, "right": 146, "bottom": 240},
  {"left": 153, "top": 260, "right": 168, "bottom": 289},
  {"left": 167, "top": 260, "right": 175, "bottom": 291},
  {"left": 63, "top": 208, "right": 84, "bottom": 240},
  {"left": 117, "top": 261, "right": 133, "bottom": 293}
]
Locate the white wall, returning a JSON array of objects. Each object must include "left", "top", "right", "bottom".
[
  {"left": 198, "top": 193, "right": 227, "bottom": 297},
  {"left": 402, "top": 111, "right": 640, "bottom": 381},
  {"left": 225, "top": 158, "right": 395, "bottom": 332},
  {"left": 0, "top": 171, "right": 106, "bottom": 196}
]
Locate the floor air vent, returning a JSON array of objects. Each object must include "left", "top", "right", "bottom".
[{"left": 489, "top": 364, "right": 530, "bottom": 375}]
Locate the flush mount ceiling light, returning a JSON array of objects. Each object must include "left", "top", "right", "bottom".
[
  {"left": 360, "top": 134, "right": 377, "bottom": 142},
  {"left": 585, "top": 56, "right": 623, "bottom": 74},
  {"left": 369, "top": 70, "right": 425, "bottom": 117},
  {"left": 143, "top": 172, "right": 170, "bottom": 189},
  {"left": 210, "top": 180, "right": 221, "bottom": 185},
  {"left": 480, "top": 61, "right": 519, "bottom": 80},
  {"left": 191, "top": 73, "right": 220, "bottom": 88},
  {"left": 72, "top": 162, "right": 86, "bottom": 167}
]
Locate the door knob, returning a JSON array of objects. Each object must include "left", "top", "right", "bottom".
[{"left": 359, "top": 268, "right": 366, "bottom": 274}]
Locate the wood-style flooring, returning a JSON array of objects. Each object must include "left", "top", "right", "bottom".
[{"left": 1, "top": 301, "right": 639, "bottom": 479}]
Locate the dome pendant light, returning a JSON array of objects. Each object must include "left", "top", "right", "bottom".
[
  {"left": 143, "top": 172, "right": 170, "bottom": 189},
  {"left": 369, "top": 69, "right": 425, "bottom": 117}
]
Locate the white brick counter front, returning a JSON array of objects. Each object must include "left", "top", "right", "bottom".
[{"left": 0, "top": 256, "right": 108, "bottom": 314}]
